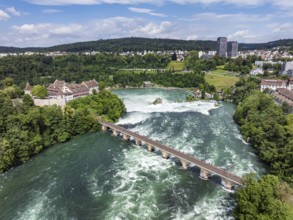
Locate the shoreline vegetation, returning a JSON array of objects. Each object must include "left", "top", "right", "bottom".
[
  {"left": 230, "top": 77, "right": 293, "bottom": 219},
  {"left": 0, "top": 79, "right": 126, "bottom": 173}
]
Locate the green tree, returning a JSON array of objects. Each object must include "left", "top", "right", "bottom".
[
  {"left": 1, "top": 77, "right": 15, "bottom": 87},
  {"left": 31, "top": 85, "right": 48, "bottom": 99},
  {"left": 282, "top": 101, "right": 290, "bottom": 114},
  {"left": 99, "top": 81, "right": 106, "bottom": 91},
  {"left": 234, "top": 174, "right": 291, "bottom": 220}
]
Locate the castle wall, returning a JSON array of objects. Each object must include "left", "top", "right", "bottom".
[{"left": 33, "top": 98, "right": 66, "bottom": 107}]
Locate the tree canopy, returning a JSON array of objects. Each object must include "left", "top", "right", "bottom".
[
  {"left": 31, "top": 85, "right": 48, "bottom": 98},
  {"left": 234, "top": 174, "right": 293, "bottom": 220},
  {"left": 0, "top": 80, "right": 125, "bottom": 172}
]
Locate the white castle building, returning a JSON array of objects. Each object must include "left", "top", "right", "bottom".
[{"left": 24, "top": 79, "right": 99, "bottom": 106}]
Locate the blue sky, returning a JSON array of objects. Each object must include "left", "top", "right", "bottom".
[{"left": 0, "top": 0, "right": 292, "bottom": 47}]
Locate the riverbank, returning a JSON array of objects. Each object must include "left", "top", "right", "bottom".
[
  {"left": 231, "top": 77, "right": 293, "bottom": 219},
  {"left": 0, "top": 90, "right": 125, "bottom": 173}
]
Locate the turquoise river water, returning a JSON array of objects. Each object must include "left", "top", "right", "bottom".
[{"left": 0, "top": 88, "right": 267, "bottom": 220}]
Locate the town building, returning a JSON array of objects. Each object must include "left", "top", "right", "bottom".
[
  {"left": 280, "top": 61, "right": 293, "bottom": 77},
  {"left": 260, "top": 78, "right": 293, "bottom": 91},
  {"left": 250, "top": 68, "right": 264, "bottom": 76},
  {"left": 24, "top": 79, "right": 99, "bottom": 107},
  {"left": 255, "top": 61, "right": 283, "bottom": 68},
  {"left": 227, "top": 41, "right": 238, "bottom": 58},
  {"left": 276, "top": 89, "right": 293, "bottom": 104},
  {"left": 217, "top": 37, "right": 227, "bottom": 57}
]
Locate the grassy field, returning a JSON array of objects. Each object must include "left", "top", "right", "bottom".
[
  {"left": 205, "top": 68, "right": 240, "bottom": 91},
  {"left": 167, "top": 61, "right": 185, "bottom": 71}
]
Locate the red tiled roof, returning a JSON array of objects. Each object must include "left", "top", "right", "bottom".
[
  {"left": 82, "top": 79, "right": 99, "bottom": 89},
  {"left": 261, "top": 79, "right": 287, "bottom": 86},
  {"left": 47, "top": 87, "right": 64, "bottom": 96},
  {"left": 52, "top": 80, "right": 66, "bottom": 89},
  {"left": 67, "top": 84, "right": 89, "bottom": 94},
  {"left": 277, "top": 88, "right": 293, "bottom": 101}
]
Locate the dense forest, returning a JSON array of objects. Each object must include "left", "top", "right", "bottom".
[
  {"left": 113, "top": 71, "right": 213, "bottom": 90},
  {"left": 0, "top": 53, "right": 170, "bottom": 86},
  {"left": 229, "top": 77, "right": 293, "bottom": 219},
  {"left": 0, "top": 78, "right": 126, "bottom": 172},
  {"left": 0, "top": 37, "right": 293, "bottom": 53},
  {"left": 0, "top": 53, "right": 217, "bottom": 93}
]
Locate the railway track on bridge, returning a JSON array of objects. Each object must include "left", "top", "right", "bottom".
[{"left": 99, "top": 119, "right": 243, "bottom": 189}]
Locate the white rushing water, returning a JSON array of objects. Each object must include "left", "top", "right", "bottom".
[{"left": 108, "top": 89, "right": 267, "bottom": 220}]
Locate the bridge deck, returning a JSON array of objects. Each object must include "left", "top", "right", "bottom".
[{"left": 99, "top": 120, "right": 242, "bottom": 186}]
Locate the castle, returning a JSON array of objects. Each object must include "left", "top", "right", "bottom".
[{"left": 24, "top": 79, "right": 99, "bottom": 107}]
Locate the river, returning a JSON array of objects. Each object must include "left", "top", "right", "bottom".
[{"left": 0, "top": 88, "right": 267, "bottom": 220}]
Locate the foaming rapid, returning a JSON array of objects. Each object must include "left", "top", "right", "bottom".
[
  {"left": 104, "top": 147, "right": 180, "bottom": 219},
  {"left": 119, "top": 89, "right": 218, "bottom": 114},
  {"left": 125, "top": 100, "right": 218, "bottom": 115},
  {"left": 112, "top": 88, "right": 267, "bottom": 219},
  {"left": 115, "top": 88, "right": 219, "bottom": 125}
]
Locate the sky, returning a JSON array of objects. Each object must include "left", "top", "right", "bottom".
[{"left": 0, "top": 0, "right": 292, "bottom": 47}]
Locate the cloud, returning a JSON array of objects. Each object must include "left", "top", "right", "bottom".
[
  {"left": 22, "top": 0, "right": 293, "bottom": 10},
  {"left": 272, "top": 0, "right": 293, "bottom": 9},
  {"left": 42, "top": 9, "right": 63, "bottom": 14},
  {"left": 129, "top": 7, "right": 167, "bottom": 17},
  {"left": 192, "top": 12, "right": 272, "bottom": 23},
  {"left": 6, "top": 7, "right": 22, "bottom": 16},
  {"left": 2, "top": 7, "right": 293, "bottom": 47},
  {"left": 24, "top": 0, "right": 260, "bottom": 6},
  {"left": 0, "top": 10, "right": 10, "bottom": 20},
  {"left": 12, "top": 23, "right": 83, "bottom": 35},
  {"left": 186, "top": 35, "right": 198, "bottom": 40},
  {"left": 269, "top": 23, "right": 293, "bottom": 33},
  {"left": 227, "top": 30, "right": 257, "bottom": 41},
  {"left": 6, "top": 17, "right": 177, "bottom": 46},
  {"left": 21, "top": 0, "right": 289, "bottom": 7}
]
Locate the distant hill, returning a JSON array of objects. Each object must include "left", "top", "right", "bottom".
[
  {"left": 0, "top": 46, "right": 40, "bottom": 53},
  {"left": 0, "top": 37, "right": 292, "bottom": 53},
  {"left": 47, "top": 37, "right": 217, "bottom": 52},
  {"left": 239, "top": 39, "right": 293, "bottom": 50}
]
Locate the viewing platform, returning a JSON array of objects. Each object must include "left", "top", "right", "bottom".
[{"left": 99, "top": 119, "right": 243, "bottom": 189}]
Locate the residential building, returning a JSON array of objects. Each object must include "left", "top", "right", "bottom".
[
  {"left": 280, "top": 61, "right": 293, "bottom": 77},
  {"left": 260, "top": 78, "right": 293, "bottom": 91},
  {"left": 227, "top": 41, "right": 238, "bottom": 57},
  {"left": 217, "top": 37, "right": 227, "bottom": 57},
  {"left": 250, "top": 68, "right": 264, "bottom": 76}
]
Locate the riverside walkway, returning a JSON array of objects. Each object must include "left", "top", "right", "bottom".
[{"left": 99, "top": 119, "right": 243, "bottom": 189}]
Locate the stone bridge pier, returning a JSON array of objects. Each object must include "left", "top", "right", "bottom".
[
  {"left": 102, "top": 125, "right": 108, "bottom": 131},
  {"left": 200, "top": 168, "right": 210, "bottom": 180},
  {"left": 179, "top": 159, "right": 190, "bottom": 170},
  {"left": 112, "top": 129, "right": 119, "bottom": 136},
  {"left": 222, "top": 179, "right": 235, "bottom": 190},
  {"left": 135, "top": 138, "right": 142, "bottom": 146},
  {"left": 160, "top": 150, "right": 171, "bottom": 159},
  {"left": 123, "top": 134, "right": 130, "bottom": 141},
  {"left": 147, "top": 144, "right": 155, "bottom": 152}
]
